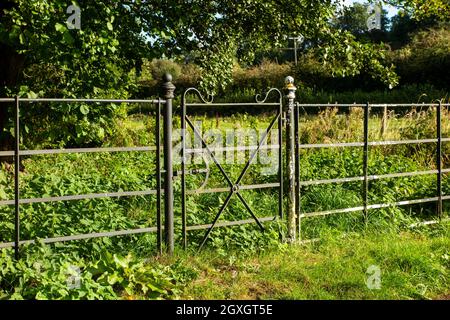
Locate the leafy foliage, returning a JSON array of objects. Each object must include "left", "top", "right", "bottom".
[
  {"left": 0, "top": 104, "right": 449, "bottom": 299},
  {"left": 0, "top": 245, "right": 196, "bottom": 299},
  {"left": 384, "top": 0, "right": 450, "bottom": 20},
  {"left": 333, "top": 1, "right": 390, "bottom": 41},
  {"left": 393, "top": 26, "right": 450, "bottom": 88}
]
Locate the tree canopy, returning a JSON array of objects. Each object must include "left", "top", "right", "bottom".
[
  {"left": 0, "top": 0, "right": 448, "bottom": 148},
  {"left": 4, "top": 0, "right": 447, "bottom": 96}
]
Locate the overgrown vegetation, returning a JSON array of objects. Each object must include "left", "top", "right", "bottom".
[
  {"left": 1, "top": 0, "right": 449, "bottom": 301},
  {"left": 134, "top": 23, "right": 449, "bottom": 104},
  {"left": 1, "top": 106, "right": 449, "bottom": 299},
  {"left": 0, "top": 244, "right": 198, "bottom": 299}
]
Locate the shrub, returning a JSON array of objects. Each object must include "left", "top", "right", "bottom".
[
  {"left": 149, "top": 59, "right": 182, "bottom": 81},
  {"left": 229, "top": 59, "right": 291, "bottom": 94},
  {"left": 137, "top": 60, "right": 199, "bottom": 97},
  {"left": 296, "top": 84, "right": 449, "bottom": 104},
  {"left": 392, "top": 26, "right": 450, "bottom": 88},
  {"left": 176, "top": 63, "right": 203, "bottom": 92}
]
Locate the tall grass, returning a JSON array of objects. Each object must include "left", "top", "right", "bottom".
[
  {"left": 1, "top": 106, "right": 448, "bottom": 249},
  {"left": 1, "top": 104, "right": 449, "bottom": 299}
]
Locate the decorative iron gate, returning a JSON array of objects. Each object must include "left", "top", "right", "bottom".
[{"left": 180, "top": 88, "right": 284, "bottom": 250}]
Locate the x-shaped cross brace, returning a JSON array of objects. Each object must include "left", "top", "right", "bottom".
[{"left": 185, "top": 112, "right": 280, "bottom": 250}]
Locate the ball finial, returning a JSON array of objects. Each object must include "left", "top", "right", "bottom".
[
  {"left": 285, "top": 76, "right": 294, "bottom": 86},
  {"left": 163, "top": 73, "right": 173, "bottom": 83},
  {"left": 284, "top": 76, "right": 296, "bottom": 99}
]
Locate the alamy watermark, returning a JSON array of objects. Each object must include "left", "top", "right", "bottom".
[
  {"left": 366, "top": 3, "right": 382, "bottom": 31},
  {"left": 366, "top": 265, "right": 381, "bottom": 290},
  {"left": 172, "top": 123, "right": 280, "bottom": 176},
  {"left": 66, "top": 265, "right": 82, "bottom": 290},
  {"left": 66, "top": 4, "right": 81, "bottom": 30}
]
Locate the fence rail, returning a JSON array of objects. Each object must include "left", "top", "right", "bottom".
[
  {"left": 1, "top": 75, "right": 449, "bottom": 259},
  {"left": 0, "top": 95, "right": 165, "bottom": 258},
  {"left": 296, "top": 101, "right": 449, "bottom": 240}
]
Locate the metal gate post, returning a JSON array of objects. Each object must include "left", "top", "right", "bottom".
[
  {"left": 14, "top": 96, "right": 20, "bottom": 260},
  {"left": 294, "top": 101, "right": 301, "bottom": 240},
  {"left": 285, "top": 76, "right": 297, "bottom": 242},
  {"left": 437, "top": 101, "right": 442, "bottom": 219},
  {"left": 363, "top": 102, "right": 370, "bottom": 226},
  {"left": 162, "top": 74, "right": 175, "bottom": 254}
]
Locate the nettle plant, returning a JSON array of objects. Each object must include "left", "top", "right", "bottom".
[{"left": 0, "top": 244, "right": 196, "bottom": 299}]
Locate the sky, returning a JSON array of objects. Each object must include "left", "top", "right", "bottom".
[{"left": 341, "top": 0, "right": 399, "bottom": 18}]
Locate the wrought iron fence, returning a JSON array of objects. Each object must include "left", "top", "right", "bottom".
[
  {"left": 0, "top": 96, "right": 165, "bottom": 259},
  {"left": 295, "top": 102, "right": 450, "bottom": 241},
  {"left": 1, "top": 75, "right": 449, "bottom": 259}
]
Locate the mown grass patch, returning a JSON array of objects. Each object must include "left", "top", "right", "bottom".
[{"left": 176, "top": 226, "right": 449, "bottom": 300}]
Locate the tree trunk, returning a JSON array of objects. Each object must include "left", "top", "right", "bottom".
[
  {"left": 0, "top": 43, "right": 25, "bottom": 152},
  {"left": 1, "top": 1, "right": 25, "bottom": 152}
]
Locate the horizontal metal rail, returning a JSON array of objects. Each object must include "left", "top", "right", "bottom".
[
  {"left": 0, "top": 190, "right": 158, "bottom": 206},
  {"left": 370, "top": 103, "right": 450, "bottom": 108},
  {"left": 186, "top": 144, "right": 280, "bottom": 154},
  {"left": 297, "top": 103, "right": 450, "bottom": 108},
  {"left": 185, "top": 102, "right": 280, "bottom": 107},
  {"left": 297, "top": 104, "right": 366, "bottom": 107},
  {"left": 1, "top": 145, "right": 279, "bottom": 157},
  {"left": 299, "top": 142, "right": 364, "bottom": 149},
  {"left": 0, "top": 183, "right": 281, "bottom": 205},
  {"left": 185, "top": 216, "right": 276, "bottom": 231},
  {"left": 3, "top": 100, "right": 444, "bottom": 106},
  {"left": 409, "top": 218, "right": 450, "bottom": 227},
  {"left": 19, "top": 146, "right": 157, "bottom": 156},
  {"left": 299, "top": 138, "right": 450, "bottom": 149},
  {"left": 186, "top": 183, "right": 280, "bottom": 195},
  {"left": 0, "top": 151, "right": 14, "bottom": 157},
  {"left": 0, "top": 98, "right": 163, "bottom": 104},
  {"left": 300, "top": 195, "right": 450, "bottom": 218},
  {"left": 300, "top": 176, "right": 364, "bottom": 186},
  {"left": 0, "top": 216, "right": 280, "bottom": 249},
  {"left": 299, "top": 238, "right": 321, "bottom": 245},
  {"left": 300, "top": 169, "right": 450, "bottom": 186},
  {"left": 2, "top": 136, "right": 445, "bottom": 157},
  {"left": 0, "top": 226, "right": 158, "bottom": 249},
  {"left": 301, "top": 205, "right": 366, "bottom": 218},
  {"left": 371, "top": 138, "right": 450, "bottom": 145}
]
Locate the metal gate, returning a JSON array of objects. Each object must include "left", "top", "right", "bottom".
[{"left": 180, "top": 87, "right": 284, "bottom": 250}]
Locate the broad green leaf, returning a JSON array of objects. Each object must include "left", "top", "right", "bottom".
[
  {"left": 80, "top": 105, "right": 89, "bottom": 115},
  {"left": 0, "top": 188, "right": 8, "bottom": 200},
  {"left": 62, "top": 32, "right": 74, "bottom": 45},
  {"left": 55, "top": 23, "right": 66, "bottom": 33}
]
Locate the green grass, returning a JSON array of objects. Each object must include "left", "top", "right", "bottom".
[{"left": 174, "top": 227, "right": 449, "bottom": 300}]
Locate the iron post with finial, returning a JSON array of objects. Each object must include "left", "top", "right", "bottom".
[
  {"left": 285, "top": 76, "right": 297, "bottom": 243},
  {"left": 162, "top": 73, "right": 175, "bottom": 254}
]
